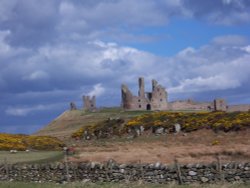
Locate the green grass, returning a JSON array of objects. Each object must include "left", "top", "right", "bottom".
[
  {"left": 0, "top": 182, "right": 249, "bottom": 188},
  {"left": 0, "top": 151, "right": 63, "bottom": 164}
]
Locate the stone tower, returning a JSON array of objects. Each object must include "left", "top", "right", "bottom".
[
  {"left": 138, "top": 77, "right": 145, "bottom": 98},
  {"left": 83, "top": 95, "right": 96, "bottom": 111}
]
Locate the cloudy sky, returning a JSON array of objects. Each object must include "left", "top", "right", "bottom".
[{"left": 1, "top": 0, "right": 250, "bottom": 134}]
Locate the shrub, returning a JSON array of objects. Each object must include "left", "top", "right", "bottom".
[
  {"left": 126, "top": 111, "right": 250, "bottom": 133},
  {"left": 0, "top": 133, "right": 65, "bottom": 151}
]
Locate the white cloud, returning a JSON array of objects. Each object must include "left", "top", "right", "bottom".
[
  {"left": 241, "top": 45, "right": 250, "bottom": 53},
  {"left": 0, "top": 30, "right": 11, "bottom": 54},
  {"left": 5, "top": 103, "right": 65, "bottom": 117},
  {"left": 212, "top": 35, "right": 248, "bottom": 46},
  {"left": 1, "top": 37, "right": 250, "bottom": 98},
  {"left": 0, "top": 30, "right": 30, "bottom": 59},
  {"left": 222, "top": 0, "right": 232, "bottom": 5},
  {"left": 6, "top": 105, "right": 49, "bottom": 116},
  {"left": 177, "top": 47, "right": 196, "bottom": 56},
  {"left": 168, "top": 75, "right": 241, "bottom": 93},
  {"left": 87, "top": 83, "right": 105, "bottom": 97},
  {"left": 59, "top": 1, "right": 75, "bottom": 16}
]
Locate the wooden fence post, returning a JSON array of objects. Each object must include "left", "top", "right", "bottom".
[
  {"left": 174, "top": 158, "right": 183, "bottom": 185},
  {"left": 73, "top": 162, "right": 77, "bottom": 181},
  {"left": 4, "top": 158, "right": 9, "bottom": 180},
  {"left": 216, "top": 155, "right": 224, "bottom": 181},
  {"left": 64, "top": 148, "right": 70, "bottom": 182}
]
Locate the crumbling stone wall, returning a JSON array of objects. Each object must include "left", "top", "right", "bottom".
[{"left": 0, "top": 161, "right": 249, "bottom": 184}]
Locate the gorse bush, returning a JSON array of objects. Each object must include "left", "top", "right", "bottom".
[
  {"left": 126, "top": 111, "right": 250, "bottom": 132},
  {"left": 0, "top": 133, "right": 65, "bottom": 151},
  {"left": 72, "top": 118, "right": 125, "bottom": 139}
]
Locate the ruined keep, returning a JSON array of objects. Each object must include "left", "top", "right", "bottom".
[
  {"left": 121, "top": 77, "right": 168, "bottom": 111},
  {"left": 83, "top": 95, "right": 96, "bottom": 111},
  {"left": 213, "top": 99, "right": 228, "bottom": 111}
]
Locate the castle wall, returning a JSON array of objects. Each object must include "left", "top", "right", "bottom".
[
  {"left": 227, "top": 105, "right": 250, "bottom": 112},
  {"left": 129, "top": 96, "right": 150, "bottom": 110},
  {"left": 151, "top": 81, "right": 168, "bottom": 110},
  {"left": 169, "top": 100, "right": 212, "bottom": 111}
]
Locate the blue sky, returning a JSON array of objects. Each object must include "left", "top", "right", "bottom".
[{"left": 0, "top": 0, "right": 250, "bottom": 134}]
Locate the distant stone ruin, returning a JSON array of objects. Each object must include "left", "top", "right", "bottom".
[
  {"left": 69, "top": 102, "right": 77, "bottom": 111},
  {"left": 69, "top": 95, "right": 97, "bottom": 112},
  {"left": 121, "top": 77, "right": 250, "bottom": 112},
  {"left": 83, "top": 95, "right": 96, "bottom": 111}
]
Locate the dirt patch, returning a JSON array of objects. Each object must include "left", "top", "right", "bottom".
[{"left": 69, "top": 129, "right": 250, "bottom": 164}]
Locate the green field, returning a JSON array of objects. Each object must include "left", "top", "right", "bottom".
[
  {"left": 0, "top": 151, "right": 63, "bottom": 164},
  {"left": 0, "top": 182, "right": 249, "bottom": 188}
]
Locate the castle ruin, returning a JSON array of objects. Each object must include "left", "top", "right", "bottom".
[
  {"left": 121, "top": 77, "right": 250, "bottom": 112},
  {"left": 121, "top": 77, "right": 168, "bottom": 111},
  {"left": 69, "top": 78, "right": 249, "bottom": 113}
]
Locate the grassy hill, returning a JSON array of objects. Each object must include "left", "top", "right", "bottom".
[
  {"left": 36, "top": 108, "right": 250, "bottom": 141},
  {"left": 35, "top": 108, "right": 151, "bottom": 140}
]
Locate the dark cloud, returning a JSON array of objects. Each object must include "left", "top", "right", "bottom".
[
  {"left": 0, "top": 0, "right": 60, "bottom": 47},
  {"left": 183, "top": 0, "right": 250, "bottom": 25}
]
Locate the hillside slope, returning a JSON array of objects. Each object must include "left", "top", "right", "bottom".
[{"left": 35, "top": 108, "right": 150, "bottom": 140}]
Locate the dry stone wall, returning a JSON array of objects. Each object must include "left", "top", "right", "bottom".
[{"left": 0, "top": 161, "right": 249, "bottom": 184}]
